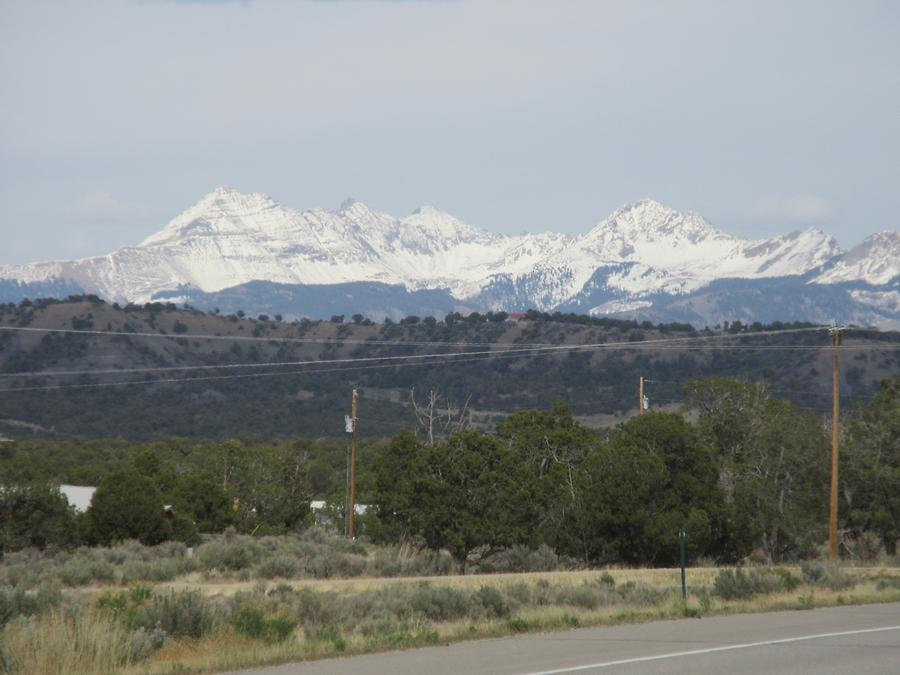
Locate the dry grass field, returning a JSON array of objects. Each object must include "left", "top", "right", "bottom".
[{"left": 3, "top": 547, "right": 900, "bottom": 675}]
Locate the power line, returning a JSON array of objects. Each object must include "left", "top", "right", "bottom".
[
  {"left": 769, "top": 389, "right": 877, "bottom": 400},
  {"left": 0, "top": 352, "right": 886, "bottom": 407},
  {"left": 0, "top": 324, "right": 562, "bottom": 348},
  {"left": 0, "top": 323, "right": 843, "bottom": 356},
  {"left": 637, "top": 395, "right": 863, "bottom": 415},
  {"left": 2, "top": 341, "right": 895, "bottom": 382},
  {"left": 0, "top": 325, "right": 895, "bottom": 401},
  {"left": 356, "top": 417, "right": 414, "bottom": 428},
  {"left": 4, "top": 323, "right": 861, "bottom": 348},
  {"left": 0, "top": 326, "right": 848, "bottom": 380},
  {"left": 0, "top": 349, "right": 622, "bottom": 393},
  {"left": 2, "top": 341, "right": 887, "bottom": 381}
]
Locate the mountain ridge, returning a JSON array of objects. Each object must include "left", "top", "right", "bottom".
[{"left": 1, "top": 187, "right": 897, "bottom": 327}]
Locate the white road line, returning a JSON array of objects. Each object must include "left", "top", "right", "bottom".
[{"left": 520, "top": 624, "right": 900, "bottom": 674}]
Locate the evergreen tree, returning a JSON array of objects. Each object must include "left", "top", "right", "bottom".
[
  {"left": 89, "top": 470, "right": 166, "bottom": 545},
  {"left": 844, "top": 378, "right": 900, "bottom": 555}
]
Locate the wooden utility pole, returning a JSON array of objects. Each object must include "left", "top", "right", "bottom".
[
  {"left": 829, "top": 327, "right": 843, "bottom": 560},
  {"left": 348, "top": 388, "right": 359, "bottom": 540},
  {"left": 639, "top": 376, "right": 645, "bottom": 416}
]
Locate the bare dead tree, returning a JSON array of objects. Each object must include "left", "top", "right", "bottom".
[
  {"left": 410, "top": 388, "right": 472, "bottom": 445},
  {"left": 410, "top": 387, "right": 439, "bottom": 446}
]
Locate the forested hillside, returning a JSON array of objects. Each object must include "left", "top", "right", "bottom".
[{"left": 0, "top": 296, "right": 898, "bottom": 439}]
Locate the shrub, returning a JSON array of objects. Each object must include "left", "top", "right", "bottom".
[
  {"left": 472, "top": 585, "right": 510, "bottom": 619},
  {"left": 306, "top": 626, "right": 346, "bottom": 652},
  {"left": 130, "top": 585, "right": 153, "bottom": 604},
  {"left": 876, "top": 576, "right": 900, "bottom": 590},
  {"left": 505, "top": 617, "right": 530, "bottom": 632},
  {"left": 96, "top": 590, "right": 129, "bottom": 617},
  {"left": 397, "top": 548, "right": 455, "bottom": 577},
  {"left": 266, "top": 615, "right": 298, "bottom": 642},
  {"left": 0, "top": 583, "right": 62, "bottom": 625},
  {"left": 477, "top": 545, "right": 563, "bottom": 573},
  {"left": 618, "top": 583, "right": 671, "bottom": 607},
  {"left": 123, "top": 625, "right": 167, "bottom": 662},
  {"left": 198, "top": 540, "right": 258, "bottom": 571},
  {"left": 288, "top": 587, "right": 341, "bottom": 628},
  {"left": 232, "top": 605, "right": 267, "bottom": 639},
  {"left": 800, "top": 562, "right": 856, "bottom": 591},
  {"left": 505, "top": 582, "right": 532, "bottom": 606},
  {"left": 800, "top": 561, "right": 825, "bottom": 584},
  {"left": 334, "top": 553, "right": 368, "bottom": 578},
  {"left": 132, "top": 591, "right": 219, "bottom": 639},
  {"left": 773, "top": 567, "right": 802, "bottom": 591},
  {"left": 713, "top": 568, "right": 783, "bottom": 600},
  {"left": 0, "top": 609, "right": 146, "bottom": 674},
  {"left": 120, "top": 557, "right": 197, "bottom": 584},
  {"left": 359, "top": 620, "right": 439, "bottom": 648},
  {"left": 255, "top": 555, "right": 300, "bottom": 579},
  {"left": 56, "top": 557, "right": 116, "bottom": 587},
  {"left": 303, "top": 552, "right": 366, "bottom": 579},
  {"left": 370, "top": 545, "right": 454, "bottom": 577},
  {"left": 553, "top": 584, "right": 603, "bottom": 610},
  {"left": 408, "top": 584, "right": 470, "bottom": 622}
]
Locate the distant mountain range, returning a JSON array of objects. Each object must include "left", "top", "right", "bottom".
[{"left": 1, "top": 187, "right": 898, "bottom": 327}]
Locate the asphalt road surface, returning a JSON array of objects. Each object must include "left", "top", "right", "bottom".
[{"left": 231, "top": 602, "right": 900, "bottom": 675}]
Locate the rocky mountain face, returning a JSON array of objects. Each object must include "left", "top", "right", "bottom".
[{"left": 1, "top": 187, "right": 897, "bottom": 327}]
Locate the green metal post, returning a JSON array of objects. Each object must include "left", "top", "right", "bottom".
[{"left": 679, "top": 528, "right": 687, "bottom": 601}]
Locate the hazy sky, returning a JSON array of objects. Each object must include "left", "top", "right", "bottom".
[{"left": 1, "top": 0, "right": 898, "bottom": 264}]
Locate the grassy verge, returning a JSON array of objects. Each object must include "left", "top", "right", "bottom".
[{"left": 2, "top": 561, "right": 899, "bottom": 675}]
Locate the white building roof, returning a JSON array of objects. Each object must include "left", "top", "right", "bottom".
[
  {"left": 310, "top": 500, "right": 368, "bottom": 515},
  {"left": 59, "top": 484, "right": 96, "bottom": 513}
]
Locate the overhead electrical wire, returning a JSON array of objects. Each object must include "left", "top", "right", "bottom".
[
  {"left": 0, "top": 324, "right": 894, "bottom": 398},
  {"left": 0, "top": 349, "right": 584, "bottom": 393},
  {"left": 0, "top": 325, "right": 843, "bottom": 381},
  {"left": 0, "top": 324, "right": 564, "bottom": 348},
  {"left": 636, "top": 380, "right": 880, "bottom": 400},
  {"left": 0, "top": 322, "right": 830, "bottom": 348},
  {"left": 1, "top": 340, "right": 896, "bottom": 383}
]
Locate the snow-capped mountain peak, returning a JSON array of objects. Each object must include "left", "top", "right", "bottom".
[
  {"left": 400, "top": 206, "right": 494, "bottom": 245},
  {"left": 814, "top": 230, "right": 900, "bottom": 285},
  {"left": 0, "top": 188, "right": 894, "bottom": 327},
  {"left": 140, "top": 186, "right": 284, "bottom": 246},
  {"left": 494, "top": 199, "right": 850, "bottom": 310},
  {"left": 599, "top": 199, "right": 718, "bottom": 241}
]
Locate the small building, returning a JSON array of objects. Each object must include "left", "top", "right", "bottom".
[
  {"left": 506, "top": 312, "right": 528, "bottom": 322},
  {"left": 59, "top": 484, "right": 174, "bottom": 518},
  {"left": 309, "top": 500, "right": 368, "bottom": 530},
  {"left": 310, "top": 500, "right": 367, "bottom": 516},
  {"left": 59, "top": 484, "right": 96, "bottom": 513}
]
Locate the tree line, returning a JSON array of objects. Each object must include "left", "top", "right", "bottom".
[
  {"left": 383, "top": 377, "right": 899, "bottom": 566},
  {"left": 1, "top": 376, "right": 898, "bottom": 566}
]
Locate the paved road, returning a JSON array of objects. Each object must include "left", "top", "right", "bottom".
[{"left": 231, "top": 602, "right": 900, "bottom": 675}]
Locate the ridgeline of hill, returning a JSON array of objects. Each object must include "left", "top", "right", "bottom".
[{"left": 1, "top": 296, "right": 898, "bottom": 439}]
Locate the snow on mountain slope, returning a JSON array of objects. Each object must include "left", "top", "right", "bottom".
[
  {"left": 813, "top": 231, "right": 900, "bottom": 285},
  {"left": 0, "top": 188, "right": 890, "bottom": 317},
  {"left": 0, "top": 187, "right": 570, "bottom": 303},
  {"left": 509, "top": 200, "right": 844, "bottom": 308}
]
